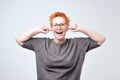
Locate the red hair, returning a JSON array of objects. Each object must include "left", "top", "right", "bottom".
[{"left": 49, "top": 11, "right": 70, "bottom": 27}]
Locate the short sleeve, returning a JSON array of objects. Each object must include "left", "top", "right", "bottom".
[
  {"left": 22, "top": 38, "right": 46, "bottom": 52},
  {"left": 86, "top": 38, "right": 100, "bottom": 52},
  {"left": 22, "top": 38, "right": 34, "bottom": 51},
  {"left": 75, "top": 37, "right": 100, "bottom": 52}
]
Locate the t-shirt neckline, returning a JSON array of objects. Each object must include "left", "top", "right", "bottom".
[{"left": 51, "top": 39, "right": 68, "bottom": 46}]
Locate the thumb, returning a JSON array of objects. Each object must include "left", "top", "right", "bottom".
[
  {"left": 49, "top": 27, "right": 52, "bottom": 31},
  {"left": 68, "top": 26, "right": 72, "bottom": 30}
]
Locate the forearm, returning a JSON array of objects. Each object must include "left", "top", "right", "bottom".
[
  {"left": 78, "top": 24, "right": 106, "bottom": 45},
  {"left": 16, "top": 27, "right": 41, "bottom": 46}
]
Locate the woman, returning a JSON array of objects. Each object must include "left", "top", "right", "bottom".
[{"left": 16, "top": 11, "right": 106, "bottom": 80}]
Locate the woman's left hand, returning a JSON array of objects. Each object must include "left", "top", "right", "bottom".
[{"left": 69, "top": 24, "right": 81, "bottom": 32}]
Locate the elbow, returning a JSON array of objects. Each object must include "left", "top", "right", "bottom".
[
  {"left": 15, "top": 37, "right": 24, "bottom": 46},
  {"left": 97, "top": 36, "right": 106, "bottom": 45}
]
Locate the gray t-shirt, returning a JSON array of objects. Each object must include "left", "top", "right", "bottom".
[{"left": 22, "top": 37, "right": 100, "bottom": 80}]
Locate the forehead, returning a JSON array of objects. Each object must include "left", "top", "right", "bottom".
[{"left": 52, "top": 17, "right": 66, "bottom": 24}]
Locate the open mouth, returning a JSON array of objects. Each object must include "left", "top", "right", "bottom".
[{"left": 56, "top": 32, "right": 63, "bottom": 34}]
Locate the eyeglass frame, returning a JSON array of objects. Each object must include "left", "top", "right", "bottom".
[{"left": 52, "top": 23, "right": 67, "bottom": 27}]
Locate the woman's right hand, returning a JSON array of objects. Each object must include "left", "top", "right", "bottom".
[{"left": 39, "top": 25, "right": 51, "bottom": 34}]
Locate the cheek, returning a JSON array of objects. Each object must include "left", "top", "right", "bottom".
[{"left": 63, "top": 26, "right": 68, "bottom": 31}]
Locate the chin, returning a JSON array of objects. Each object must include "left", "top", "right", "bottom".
[
  {"left": 56, "top": 37, "right": 64, "bottom": 40},
  {"left": 54, "top": 33, "right": 66, "bottom": 41},
  {"left": 55, "top": 36, "right": 65, "bottom": 40}
]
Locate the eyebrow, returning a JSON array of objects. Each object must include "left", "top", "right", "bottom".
[{"left": 53, "top": 23, "right": 66, "bottom": 24}]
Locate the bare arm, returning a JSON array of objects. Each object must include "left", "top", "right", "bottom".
[
  {"left": 15, "top": 25, "right": 50, "bottom": 46},
  {"left": 69, "top": 24, "right": 106, "bottom": 45}
]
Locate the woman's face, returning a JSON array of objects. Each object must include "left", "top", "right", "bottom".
[{"left": 51, "top": 17, "right": 68, "bottom": 42}]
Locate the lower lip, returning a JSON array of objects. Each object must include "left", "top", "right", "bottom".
[
  {"left": 57, "top": 33, "right": 62, "bottom": 35},
  {"left": 56, "top": 33, "right": 63, "bottom": 36}
]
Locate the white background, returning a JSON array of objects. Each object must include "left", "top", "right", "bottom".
[{"left": 0, "top": 0, "right": 120, "bottom": 80}]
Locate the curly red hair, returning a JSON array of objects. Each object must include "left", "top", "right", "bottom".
[{"left": 49, "top": 11, "right": 70, "bottom": 27}]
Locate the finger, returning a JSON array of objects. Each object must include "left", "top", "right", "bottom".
[
  {"left": 48, "top": 27, "right": 52, "bottom": 31},
  {"left": 43, "top": 29, "right": 49, "bottom": 32},
  {"left": 41, "top": 25, "right": 46, "bottom": 28},
  {"left": 45, "top": 28, "right": 51, "bottom": 33},
  {"left": 68, "top": 26, "right": 72, "bottom": 30},
  {"left": 71, "top": 27, "right": 76, "bottom": 30}
]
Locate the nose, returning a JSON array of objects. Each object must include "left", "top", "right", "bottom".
[{"left": 57, "top": 26, "right": 61, "bottom": 30}]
